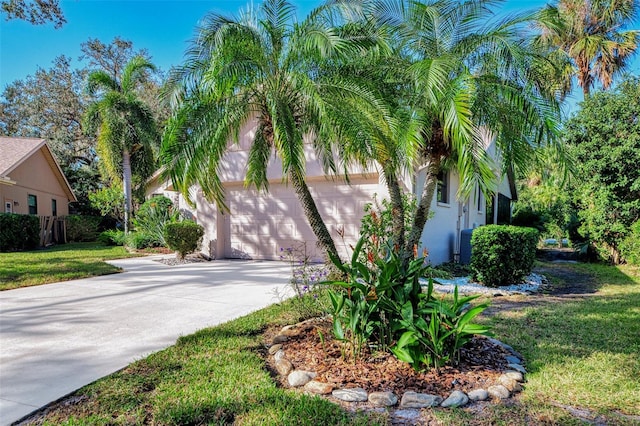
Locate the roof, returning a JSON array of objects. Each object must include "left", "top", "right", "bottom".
[{"left": 0, "top": 136, "right": 77, "bottom": 202}]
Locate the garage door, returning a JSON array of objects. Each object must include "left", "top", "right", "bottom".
[{"left": 222, "top": 177, "right": 383, "bottom": 261}]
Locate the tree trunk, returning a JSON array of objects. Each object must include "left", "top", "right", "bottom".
[
  {"left": 123, "top": 149, "right": 132, "bottom": 234},
  {"left": 384, "top": 167, "right": 406, "bottom": 252},
  {"left": 405, "top": 157, "right": 442, "bottom": 258},
  {"left": 288, "top": 169, "right": 342, "bottom": 264}
]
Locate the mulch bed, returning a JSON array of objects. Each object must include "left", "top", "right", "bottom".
[{"left": 265, "top": 318, "right": 512, "bottom": 397}]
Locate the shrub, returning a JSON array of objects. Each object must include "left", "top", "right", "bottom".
[
  {"left": 125, "top": 232, "right": 157, "bottom": 250},
  {"left": 164, "top": 221, "right": 204, "bottom": 259},
  {"left": 471, "top": 225, "right": 539, "bottom": 287},
  {"left": 0, "top": 213, "right": 40, "bottom": 251},
  {"left": 133, "top": 196, "right": 178, "bottom": 246},
  {"left": 65, "top": 215, "right": 102, "bottom": 242},
  {"left": 98, "top": 229, "right": 125, "bottom": 246},
  {"left": 621, "top": 221, "right": 640, "bottom": 266}
]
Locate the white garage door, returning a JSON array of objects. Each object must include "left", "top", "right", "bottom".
[{"left": 222, "top": 177, "right": 383, "bottom": 261}]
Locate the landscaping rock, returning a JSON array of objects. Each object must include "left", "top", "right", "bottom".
[
  {"left": 304, "top": 380, "right": 334, "bottom": 395},
  {"left": 505, "top": 355, "right": 522, "bottom": 365},
  {"left": 274, "top": 349, "right": 286, "bottom": 362},
  {"left": 368, "top": 391, "right": 398, "bottom": 407},
  {"left": 467, "top": 389, "right": 489, "bottom": 401},
  {"left": 392, "top": 409, "right": 422, "bottom": 423},
  {"left": 487, "top": 385, "right": 511, "bottom": 399},
  {"left": 441, "top": 390, "right": 469, "bottom": 408},
  {"left": 507, "top": 363, "right": 527, "bottom": 374},
  {"left": 273, "top": 334, "right": 289, "bottom": 344},
  {"left": 275, "top": 358, "right": 293, "bottom": 376},
  {"left": 503, "top": 371, "right": 525, "bottom": 382},
  {"left": 332, "top": 387, "right": 368, "bottom": 402},
  {"left": 400, "top": 392, "right": 443, "bottom": 408},
  {"left": 268, "top": 344, "right": 283, "bottom": 355},
  {"left": 498, "top": 375, "right": 522, "bottom": 392},
  {"left": 279, "top": 325, "right": 302, "bottom": 337},
  {"left": 287, "top": 370, "right": 316, "bottom": 387}
]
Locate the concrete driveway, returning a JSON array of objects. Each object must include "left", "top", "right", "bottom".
[{"left": 0, "top": 256, "right": 291, "bottom": 425}]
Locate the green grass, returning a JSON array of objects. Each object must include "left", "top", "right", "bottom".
[
  {"left": 34, "top": 300, "right": 383, "bottom": 426},
  {"left": 0, "top": 242, "right": 142, "bottom": 290},
  {"left": 22, "top": 262, "right": 640, "bottom": 425}
]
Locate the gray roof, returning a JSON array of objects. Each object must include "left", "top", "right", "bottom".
[{"left": 0, "top": 136, "right": 46, "bottom": 176}]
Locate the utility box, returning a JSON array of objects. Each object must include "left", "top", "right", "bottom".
[{"left": 460, "top": 229, "right": 474, "bottom": 265}]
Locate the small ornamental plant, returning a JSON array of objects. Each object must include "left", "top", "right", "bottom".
[{"left": 164, "top": 220, "right": 204, "bottom": 260}]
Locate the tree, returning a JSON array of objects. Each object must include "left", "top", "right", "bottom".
[
  {"left": 354, "top": 0, "right": 562, "bottom": 261},
  {"left": 565, "top": 76, "right": 640, "bottom": 263},
  {"left": 162, "top": 0, "right": 374, "bottom": 262},
  {"left": 536, "top": 0, "right": 640, "bottom": 98},
  {"left": 84, "top": 56, "right": 159, "bottom": 233},
  {"left": 1, "top": 0, "right": 65, "bottom": 27}
]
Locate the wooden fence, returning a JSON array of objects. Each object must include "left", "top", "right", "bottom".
[{"left": 39, "top": 216, "right": 67, "bottom": 247}]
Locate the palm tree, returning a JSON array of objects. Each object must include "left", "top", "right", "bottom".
[
  {"left": 84, "top": 56, "right": 158, "bottom": 233},
  {"left": 364, "top": 0, "right": 562, "bottom": 258},
  {"left": 537, "top": 0, "right": 639, "bottom": 98},
  {"left": 162, "top": 0, "right": 383, "bottom": 262}
]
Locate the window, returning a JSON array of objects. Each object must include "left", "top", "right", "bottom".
[
  {"left": 52, "top": 199, "right": 57, "bottom": 217},
  {"left": 28, "top": 194, "right": 37, "bottom": 215},
  {"left": 5, "top": 201, "right": 12, "bottom": 213},
  {"left": 436, "top": 171, "right": 449, "bottom": 204}
]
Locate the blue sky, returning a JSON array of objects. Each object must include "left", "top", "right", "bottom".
[{"left": 1, "top": 0, "right": 639, "bottom": 111}]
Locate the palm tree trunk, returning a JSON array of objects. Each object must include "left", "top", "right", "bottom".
[
  {"left": 384, "top": 167, "right": 406, "bottom": 252},
  {"left": 123, "top": 149, "right": 132, "bottom": 234},
  {"left": 288, "top": 169, "right": 342, "bottom": 263},
  {"left": 405, "top": 156, "right": 442, "bottom": 257}
]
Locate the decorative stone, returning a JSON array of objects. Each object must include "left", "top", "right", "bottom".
[
  {"left": 304, "top": 380, "right": 334, "bottom": 395},
  {"left": 440, "top": 390, "right": 469, "bottom": 408},
  {"left": 273, "top": 334, "right": 289, "bottom": 344},
  {"left": 505, "top": 355, "right": 522, "bottom": 365},
  {"left": 268, "top": 344, "right": 283, "bottom": 355},
  {"left": 503, "top": 371, "right": 524, "bottom": 382},
  {"left": 332, "top": 387, "right": 368, "bottom": 402},
  {"left": 368, "top": 391, "right": 398, "bottom": 407},
  {"left": 507, "top": 363, "right": 527, "bottom": 374},
  {"left": 487, "top": 385, "right": 511, "bottom": 399},
  {"left": 274, "top": 349, "right": 286, "bottom": 362},
  {"left": 400, "top": 391, "right": 443, "bottom": 408},
  {"left": 275, "top": 358, "right": 293, "bottom": 376},
  {"left": 498, "top": 375, "right": 523, "bottom": 392},
  {"left": 392, "top": 409, "right": 422, "bottom": 423},
  {"left": 467, "top": 389, "right": 489, "bottom": 401},
  {"left": 280, "top": 325, "right": 302, "bottom": 337},
  {"left": 287, "top": 370, "right": 316, "bottom": 387}
]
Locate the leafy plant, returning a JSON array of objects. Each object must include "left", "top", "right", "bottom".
[
  {"left": 88, "top": 186, "right": 125, "bottom": 224},
  {"left": 621, "top": 221, "right": 640, "bottom": 266},
  {"left": 0, "top": 213, "right": 40, "bottom": 252},
  {"left": 125, "top": 231, "right": 156, "bottom": 250},
  {"left": 164, "top": 221, "right": 204, "bottom": 260},
  {"left": 133, "top": 196, "right": 178, "bottom": 247},
  {"left": 97, "top": 229, "right": 125, "bottom": 246},
  {"left": 65, "top": 215, "right": 103, "bottom": 242}
]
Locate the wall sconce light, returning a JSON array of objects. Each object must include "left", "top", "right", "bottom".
[{"left": 13, "top": 201, "right": 19, "bottom": 206}]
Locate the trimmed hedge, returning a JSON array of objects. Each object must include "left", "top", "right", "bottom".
[
  {"left": 66, "top": 215, "right": 102, "bottom": 242},
  {"left": 164, "top": 221, "right": 204, "bottom": 259},
  {"left": 471, "top": 225, "right": 539, "bottom": 287},
  {"left": 0, "top": 213, "right": 40, "bottom": 252}
]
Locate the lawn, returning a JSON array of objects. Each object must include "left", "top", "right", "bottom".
[
  {"left": 0, "top": 242, "right": 142, "bottom": 291},
  {"left": 19, "top": 262, "right": 640, "bottom": 425}
]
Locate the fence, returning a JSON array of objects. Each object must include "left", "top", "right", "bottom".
[{"left": 39, "top": 216, "right": 67, "bottom": 247}]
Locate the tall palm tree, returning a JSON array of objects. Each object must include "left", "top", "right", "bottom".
[
  {"left": 84, "top": 56, "right": 158, "bottom": 233},
  {"left": 162, "top": 0, "right": 384, "bottom": 262},
  {"left": 537, "top": 0, "right": 639, "bottom": 98},
  {"left": 366, "top": 0, "right": 562, "bottom": 258}
]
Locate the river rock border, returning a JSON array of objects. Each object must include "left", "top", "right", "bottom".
[{"left": 267, "top": 319, "right": 527, "bottom": 412}]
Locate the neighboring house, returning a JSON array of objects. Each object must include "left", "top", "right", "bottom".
[
  {"left": 152, "top": 123, "right": 515, "bottom": 265},
  {"left": 145, "top": 169, "right": 198, "bottom": 221},
  {"left": 0, "top": 137, "right": 76, "bottom": 217}
]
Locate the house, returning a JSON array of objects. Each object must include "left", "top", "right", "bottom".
[
  {"left": 0, "top": 137, "right": 76, "bottom": 217},
  {"left": 151, "top": 122, "right": 515, "bottom": 265}
]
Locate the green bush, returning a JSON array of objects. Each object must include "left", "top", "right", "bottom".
[
  {"left": 125, "top": 232, "right": 157, "bottom": 250},
  {"left": 621, "top": 221, "right": 640, "bottom": 266},
  {"left": 0, "top": 213, "right": 40, "bottom": 251},
  {"left": 66, "top": 215, "right": 102, "bottom": 242},
  {"left": 164, "top": 221, "right": 204, "bottom": 259},
  {"left": 471, "top": 225, "right": 538, "bottom": 287},
  {"left": 133, "top": 196, "right": 178, "bottom": 246},
  {"left": 98, "top": 229, "right": 125, "bottom": 246},
  {"left": 326, "top": 237, "right": 491, "bottom": 370}
]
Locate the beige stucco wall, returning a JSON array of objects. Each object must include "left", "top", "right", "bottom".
[{"left": 1, "top": 149, "right": 70, "bottom": 216}]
